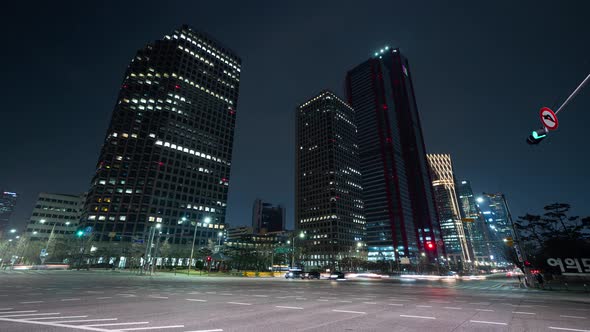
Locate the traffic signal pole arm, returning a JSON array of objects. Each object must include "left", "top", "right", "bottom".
[{"left": 554, "top": 72, "right": 590, "bottom": 115}]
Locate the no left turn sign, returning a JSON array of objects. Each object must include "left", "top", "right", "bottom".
[{"left": 540, "top": 107, "right": 559, "bottom": 130}]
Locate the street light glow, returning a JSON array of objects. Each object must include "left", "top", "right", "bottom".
[
  {"left": 204, "top": 217, "right": 211, "bottom": 224},
  {"left": 155, "top": 223, "right": 162, "bottom": 229},
  {"left": 218, "top": 231, "right": 223, "bottom": 237},
  {"left": 40, "top": 219, "right": 46, "bottom": 224},
  {"left": 476, "top": 197, "right": 484, "bottom": 203},
  {"left": 10, "top": 229, "right": 16, "bottom": 233}
]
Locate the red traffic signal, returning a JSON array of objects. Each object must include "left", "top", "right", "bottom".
[
  {"left": 206, "top": 256, "right": 212, "bottom": 262},
  {"left": 425, "top": 241, "right": 435, "bottom": 250}
]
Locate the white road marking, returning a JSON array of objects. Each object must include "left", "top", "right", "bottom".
[
  {"left": 318, "top": 299, "right": 329, "bottom": 302},
  {"left": 276, "top": 306, "right": 303, "bottom": 310},
  {"left": 148, "top": 296, "right": 169, "bottom": 299},
  {"left": 400, "top": 315, "right": 435, "bottom": 320},
  {"left": 0, "top": 313, "right": 60, "bottom": 318},
  {"left": 26, "top": 315, "right": 88, "bottom": 320},
  {"left": 416, "top": 305, "right": 432, "bottom": 308},
  {"left": 363, "top": 302, "right": 377, "bottom": 305},
  {"left": 549, "top": 327, "right": 590, "bottom": 332},
  {"left": 475, "top": 309, "right": 494, "bottom": 312},
  {"left": 96, "top": 297, "right": 113, "bottom": 299},
  {"left": 429, "top": 300, "right": 451, "bottom": 303},
  {"left": 51, "top": 318, "right": 118, "bottom": 324},
  {"left": 19, "top": 301, "right": 43, "bottom": 304},
  {"left": 332, "top": 310, "right": 366, "bottom": 314},
  {"left": 389, "top": 299, "right": 410, "bottom": 302},
  {"left": 0, "top": 310, "right": 37, "bottom": 314},
  {"left": 117, "top": 325, "right": 185, "bottom": 331},
  {"left": 61, "top": 298, "right": 81, "bottom": 301},
  {"left": 0, "top": 317, "right": 114, "bottom": 332},
  {"left": 388, "top": 304, "right": 404, "bottom": 306},
  {"left": 513, "top": 311, "right": 536, "bottom": 315},
  {"left": 184, "top": 330, "right": 223, "bottom": 332},
  {"left": 227, "top": 302, "right": 252, "bottom": 306},
  {"left": 0, "top": 308, "right": 13, "bottom": 311},
  {"left": 219, "top": 293, "right": 233, "bottom": 296},
  {"left": 117, "top": 294, "right": 136, "bottom": 297},
  {"left": 186, "top": 299, "right": 207, "bottom": 302},
  {"left": 470, "top": 320, "right": 507, "bottom": 326},
  {"left": 206, "top": 292, "right": 217, "bottom": 294},
  {"left": 443, "top": 307, "right": 462, "bottom": 310},
  {"left": 85, "top": 321, "right": 149, "bottom": 327},
  {"left": 560, "top": 315, "right": 587, "bottom": 319},
  {"left": 253, "top": 295, "right": 268, "bottom": 297},
  {"left": 338, "top": 300, "right": 352, "bottom": 303}
]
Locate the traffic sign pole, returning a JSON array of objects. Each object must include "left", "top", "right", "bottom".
[{"left": 555, "top": 72, "right": 590, "bottom": 115}]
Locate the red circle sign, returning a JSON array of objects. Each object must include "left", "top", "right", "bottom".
[{"left": 539, "top": 107, "right": 559, "bottom": 130}]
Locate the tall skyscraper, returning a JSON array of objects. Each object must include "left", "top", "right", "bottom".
[
  {"left": 0, "top": 191, "right": 18, "bottom": 237},
  {"left": 252, "top": 199, "right": 285, "bottom": 234},
  {"left": 427, "top": 154, "right": 472, "bottom": 266},
  {"left": 295, "top": 90, "right": 365, "bottom": 268},
  {"left": 81, "top": 25, "right": 241, "bottom": 250},
  {"left": 25, "top": 193, "right": 86, "bottom": 240},
  {"left": 346, "top": 47, "right": 441, "bottom": 263},
  {"left": 456, "top": 180, "right": 493, "bottom": 264}
]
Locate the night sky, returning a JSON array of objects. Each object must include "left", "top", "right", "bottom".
[{"left": 1, "top": 0, "right": 589, "bottom": 231}]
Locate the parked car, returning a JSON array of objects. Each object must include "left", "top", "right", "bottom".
[
  {"left": 285, "top": 269, "right": 303, "bottom": 279},
  {"left": 302, "top": 271, "right": 321, "bottom": 279},
  {"left": 329, "top": 271, "right": 345, "bottom": 280}
]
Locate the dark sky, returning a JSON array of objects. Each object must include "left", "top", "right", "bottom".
[{"left": 1, "top": 0, "right": 589, "bottom": 231}]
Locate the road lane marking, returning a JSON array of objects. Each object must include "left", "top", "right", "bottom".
[
  {"left": 184, "top": 330, "right": 223, "bottom": 332},
  {"left": 363, "top": 302, "right": 377, "bottom": 305},
  {"left": 276, "top": 306, "right": 304, "bottom": 310},
  {"left": 416, "top": 305, "right": 432, "bottom": 308},
  {"left": 470, "top": 320, "right": 507, "bottom": 326},
  {"left": 252, "top": 295, "right": 268, "bottom": 297},
  {"left": 96, "top": 297, "right": 113, "bottom": 299},
  {"left": 51, "top": 318, "right": 118, "bottom": 324},
  {"left": 26, "top": 315, "right": 89, "bottom": 320},
  {"left": 0, "top": 313, "right": 60, "bottom": 318},
  {"left": 476, "top": 309, "right": 494, "bottom": 312},
  {"left": 0, "top": 308, "right": 13, "bottom": 311},
  {"left": 389, "top": 299, "right": 410, "bottom": 302},
  {"left": 19, "top": 301, "right": 44, "bottom": 304},
  {"left": 227, "top": 302, "right": 252, "bottom": 306},
  {"left": 186, "top": 299, "right": 207, "bottom": 302},
  {"left": 0, "top": 317, "right": 114, "bottom": 332},
  {"left": 219, "top": 293, "right": 233, "bottom": 296},
  {"left": 61, "top": 298, "right": 81, "bottom": 301},
  {"left": 318, "top": 299, "right": 329, "bottom": 302},
  {"left": 148, "top": 296, "right": 169, "bottom": 299},
  {"left": 513, "top": 311, "right": 536, "bottom": 315},
  {"left": 549, "top": 327, "right": 590, "bottom": 332},
  {"left": 443, "top": 307, "right": 462, "bottom": 310},
  {"left": 560, "top": 315, "right": 587, "bottom": 319},
  {"left": 0, "top": 310, "right": 37, "bottom": 314},
  {"left": 85, "top": 322, "right": 149, "bottom": 327},
  {"left": 429, "top": 300, "right": 451, "bottom": 303},
  {"left": 400, "top": 315, "right": 435, "bottom": 320},
  {"left": 338, "top": 300, "right": 352, "bottom": 303},
  {"left": 332, "top": 310, "right": 366, "bottom": 314},
  {"left": 388, "top": 304, "right": 404, "bottom": 306},
  {"left": 117, "top": 325, "right": 185, "bottom": 331}
]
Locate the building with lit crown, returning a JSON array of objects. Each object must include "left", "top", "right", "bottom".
[
  {"left": 346, "top": 47, "right": 442, "bottom": 264},
  {"left": 81, "top": 25, "right": 241, "bottom": 254},
  {"left": 427, "top": 154, "right": 472, "bottom": 267},
  {"left": 456, "top": 180, "right": 493, "bottom": 264},
  {"left": 0, "top": 191, "right": 17, "bottom": 237},
  {"left": 295, "top": 90, "right": 365, "bottom": 269}
]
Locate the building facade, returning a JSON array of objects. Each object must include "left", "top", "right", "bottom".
[
  {"left": 252, "top": 199, "right": 285, "bottom": 234},
  {"left": 81, "top": 25, "right": 240, "bottom": 251},
  {"left": 346, "top": 47, "right": 442, "bottom": 263},
  {"left": 295, "top": 90, "right": 365, "bottom": 268},
  {"left": 456, "top": 180, "right": 493, "bottom": 264},
  {"left": 427, "top": 154, "right": 472, "bottom": 267},
  {"left": 0, "top": 191, "right": 17, "bottom": 237},
  {"left": 25, "top": 193, "right": 86, "bottom": 240}
]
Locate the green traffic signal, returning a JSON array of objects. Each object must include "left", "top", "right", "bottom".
[
  {"left": 532, "top": 130, "right": 546, "bottom": 139},
  {"left": 76, "top": 230, "right": 84, "bottom": 237}
]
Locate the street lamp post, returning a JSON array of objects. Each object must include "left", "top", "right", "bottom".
[
  {"left": 289, "top": 232, "right": 305, "bottom": 268},
  {"left": 188, "top": 217, "right": 210, "bottom": 276}
]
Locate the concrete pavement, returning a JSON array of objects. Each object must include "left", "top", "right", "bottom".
[{"left": 0, "top": 270, "right": 589, "bottom": 331}]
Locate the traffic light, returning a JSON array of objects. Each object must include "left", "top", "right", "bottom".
[
  {"left": 526, "top": 128, "right": 548, "bottom": 145},
  {"left": 425, "top": 241, "right": 435, "bottom": 250},
  {"left": 504, "top": 237, "right": 514, "bottom": 247},
  {"left": 76, "top": 230, "right": 84, "bottom": 237},
  {"left": 206, "top": 256, "right": 212, "bottom": 262}
]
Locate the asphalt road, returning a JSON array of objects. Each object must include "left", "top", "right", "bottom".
[{"left": 0, "top": 270, "right": 588, "bottom": 332}]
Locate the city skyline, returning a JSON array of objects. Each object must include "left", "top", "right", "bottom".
[{"left": 1, "top": 1, "right": 589, "bottom": 232}]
